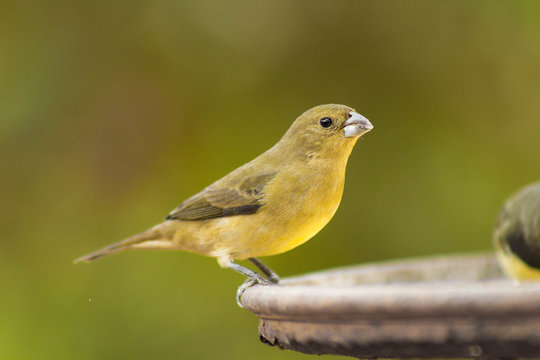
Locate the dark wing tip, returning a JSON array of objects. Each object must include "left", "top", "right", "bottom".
[
  {"left": 166, "top": 203, "right": 262, "bottom": 221},
  {"left": 224, "top": 204, "right": 261, "bottom": 216}
]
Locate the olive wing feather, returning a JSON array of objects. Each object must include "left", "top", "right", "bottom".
[{"left": 165, "top": 172, "right": 276, "bottom": 221}]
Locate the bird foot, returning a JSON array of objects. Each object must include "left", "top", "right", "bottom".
[{"left": 236, "top": 274, "right": 274, "bottom": 308}]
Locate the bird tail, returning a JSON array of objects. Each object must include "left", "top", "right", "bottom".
[{"left": 73, "top": 222, "right": 176, "bottom": 263}]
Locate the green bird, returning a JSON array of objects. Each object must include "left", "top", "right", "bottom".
[
  {"left": 75, "top": 104, "right": 373, "bottom": 285},
  {"left": 494, "top": 182, "right": 540, "bottom": 281}
]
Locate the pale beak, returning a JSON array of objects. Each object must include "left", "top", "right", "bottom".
[{"left": 342, "top": 112, "right": 373, "bottom": 138}]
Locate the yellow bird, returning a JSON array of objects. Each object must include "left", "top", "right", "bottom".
[
  {"left": 75, "top": 104, "right": 373, "bottom": 285},
  {"left": 494, "top": 182, "right": 540, "bottom": 281}
]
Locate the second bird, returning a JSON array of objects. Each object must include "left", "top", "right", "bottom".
[{"left": 75, "top": 104, "right": 374, "bottom": 283}]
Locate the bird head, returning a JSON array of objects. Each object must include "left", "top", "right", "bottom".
[{"left": 279, "top": 104, "right": 373, "bottom": 159}]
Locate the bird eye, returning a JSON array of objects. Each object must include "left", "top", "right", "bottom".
[{"left": 319, "top": 117, "right": 333, "bottom": 128}]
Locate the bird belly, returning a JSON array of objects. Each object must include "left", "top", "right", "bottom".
[
  {"left": 232, "top": 191, "right": 341, "bottom": 259},
  {"left": 267, "top": 211, "right": 335, "bottom": 255}
]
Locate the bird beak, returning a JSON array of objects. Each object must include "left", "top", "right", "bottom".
[{"left": 342, "top": 112, "right": 373, "bottom": 138}]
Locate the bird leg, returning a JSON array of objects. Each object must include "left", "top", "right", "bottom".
[
  {"left": 226, "top": 261, "right": 269, "bottom": 282},
  {"left": 249, "top": 257, "right": 280, "bottom": 283}
]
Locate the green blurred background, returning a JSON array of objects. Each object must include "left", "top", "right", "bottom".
[{"left": 2, "top": 1, "right": 540, "bottom": 359}]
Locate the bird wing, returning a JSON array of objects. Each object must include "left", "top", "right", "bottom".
[{"left": 165, "top": 171, "right": 276, "bottom": 221}]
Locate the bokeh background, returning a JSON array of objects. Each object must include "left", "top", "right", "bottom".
[{"left": 2, "top": 1, "right": 540, "bottom": 359}]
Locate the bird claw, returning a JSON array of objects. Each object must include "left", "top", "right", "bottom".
[{"left": 236, "top": 274, "right": 274, "bottom": 308}]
